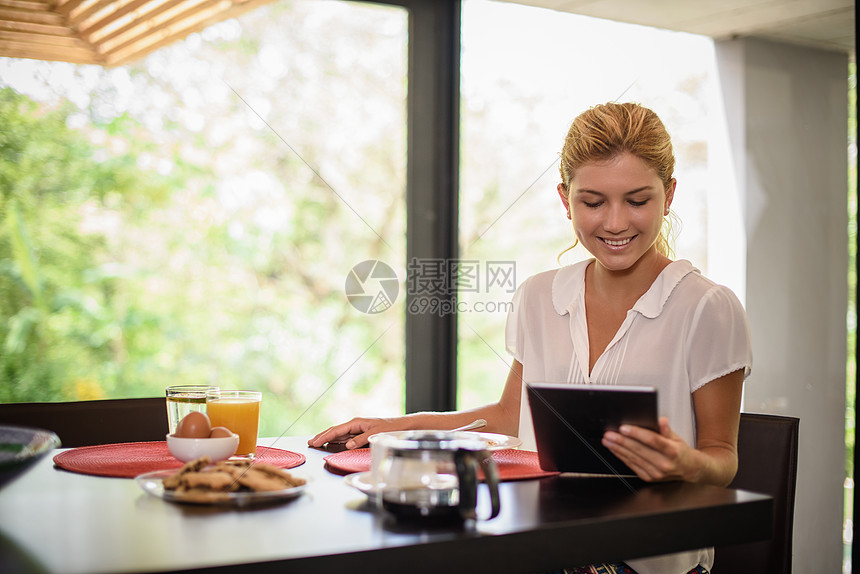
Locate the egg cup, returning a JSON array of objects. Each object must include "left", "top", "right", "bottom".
[{"left": 166, "top": 433, "right": 239, "bottom": 463}]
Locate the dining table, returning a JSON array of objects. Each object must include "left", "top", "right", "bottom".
[{"left": 0, "top": 436, "right": 773, "bottom": 574}]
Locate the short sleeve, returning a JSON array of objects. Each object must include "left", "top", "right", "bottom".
[
  {"left": 686, "top": 285, "right": 753, "bottom": 391},
  {"left": 504, "top": 277, "right": 529, "bottom": 362}
]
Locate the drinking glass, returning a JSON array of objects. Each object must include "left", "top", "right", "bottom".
[
  {"left": 206, "top": 390, "right": 262, "bottom": 458},
  {"left": 165, "top": 385, "right": 219, "bottom": 434}
]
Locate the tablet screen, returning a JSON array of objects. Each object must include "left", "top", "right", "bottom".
[{"left": 526, "top": 383, "right": 658, "bottom": 475}]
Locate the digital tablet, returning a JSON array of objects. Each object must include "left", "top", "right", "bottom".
[{"left": 526, "top": 382, "right": 659, "bottom": 475}]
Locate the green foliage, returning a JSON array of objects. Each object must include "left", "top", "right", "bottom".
[
  {"left": 846, "top": 61, "right": 857, "bottom": 477},
  {"left": 0, "top": 87, "right": 171, "bottom": 402}
]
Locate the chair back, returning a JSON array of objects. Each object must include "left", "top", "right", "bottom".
[
  {"left": 713, "top": 412, "right": 800, "bottom": 574},
  {"left": 0, "top": 398, "right": 168, "bottom": 447}
]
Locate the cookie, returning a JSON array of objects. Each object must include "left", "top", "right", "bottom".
[{"left": 162, "top": 456, "right": 212, "bottom": 489}]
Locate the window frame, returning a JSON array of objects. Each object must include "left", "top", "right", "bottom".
[{"left": 364, "top": 0, "right": 461, "bottom": 413}]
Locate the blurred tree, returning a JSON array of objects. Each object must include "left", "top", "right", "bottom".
[
  {"left": 0, "top": 0, "right": 408, "bottom": 438},
  {"left": 0, "top": 87, "right": 171, "bottom": 402}
]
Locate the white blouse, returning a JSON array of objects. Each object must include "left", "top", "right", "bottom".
[{"left": 504, "top": 258, "right": 753, "bottom": 574}]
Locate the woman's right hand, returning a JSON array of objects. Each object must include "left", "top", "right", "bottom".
[
  {"left": 307, "top": 416, "right": 408, "bottom": 450},
  {"left": 308, "top": 360, "right": 523, "bottom": 451}
]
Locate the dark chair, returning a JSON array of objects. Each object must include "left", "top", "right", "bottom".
[
  {"left": 712, "top": 412, "right": 800, "bottom": 574},
  {"left": 0, "top": 398, "right": 168, "bottom": 447}
]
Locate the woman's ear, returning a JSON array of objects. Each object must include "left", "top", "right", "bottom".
[
  {"left": 664, "top": 179, "right": 677, "bottom": 215},
  {"left": 557, "top": 183, "right": 571, "bottom": 212}
]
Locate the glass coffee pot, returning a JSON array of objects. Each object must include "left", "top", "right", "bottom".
[{"left": 369, "top": 430, "right": 501, "bottom": 522}]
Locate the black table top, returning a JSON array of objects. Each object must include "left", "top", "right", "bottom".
[{"left": 0, "top": 436, "right": 772, "bottom": 574}]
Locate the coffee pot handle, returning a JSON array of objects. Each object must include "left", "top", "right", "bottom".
[{"left": 455, "top": 449, "right": 501, "bottom": 521}]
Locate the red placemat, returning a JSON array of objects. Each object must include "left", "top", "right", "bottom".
[
  {"left": 323, "top": 448, "right": 558, "bottom": 481},
  {"left": 323, "top": 448, "right": 371, "bottom": 474},
  {"left": 53, "top": 442, "right": 305, "bottom": 478}
]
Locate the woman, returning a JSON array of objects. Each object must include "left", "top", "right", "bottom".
[{"left": 309, "top": 102, "right": 752, "bottom": 574}]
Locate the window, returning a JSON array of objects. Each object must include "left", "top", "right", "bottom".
[
  {"left": 0, "top": 0, "right": 408, "bottom": 437},
  {"left": 457, "top": 0, "right": 719, "bottom": 407}
]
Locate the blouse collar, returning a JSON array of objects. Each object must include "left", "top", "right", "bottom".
[{"left": 551, "top": 258, "right": 697, "bottom": 319}]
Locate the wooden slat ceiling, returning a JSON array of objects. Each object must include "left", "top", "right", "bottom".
[
  {"left": 0, "top": 0, "right": 853, "bottom": 67},
  {"left": 0, "top": 0, "right": 276, "bottom": 67}
]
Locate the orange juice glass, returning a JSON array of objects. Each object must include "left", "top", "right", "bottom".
[{"left": 206, "top": 390, "right": 262, "bottom": 458}]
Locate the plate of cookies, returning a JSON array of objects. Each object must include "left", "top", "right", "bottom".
[{"left": 136, "top": 456, "right": 307, "bottom": 506}]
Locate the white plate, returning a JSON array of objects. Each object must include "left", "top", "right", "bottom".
[
  {"left": 135, "top": 469, "right": 307, "bottom": 507},
  {"left": 456, "top": 431, "right": 522, "bottom": 451},
  {"left": 344, "top": 471, "right": 381, "bottom": 500}
]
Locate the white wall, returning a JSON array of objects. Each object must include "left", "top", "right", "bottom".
[{"left": 715, "top": 37, "right": 849, "bottom": 573}]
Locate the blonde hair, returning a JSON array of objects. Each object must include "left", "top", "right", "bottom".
[{"left": 558, "top": 102, "right": 677, "bottom": 260}]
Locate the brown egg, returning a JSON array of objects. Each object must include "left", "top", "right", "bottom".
[
  {"left": 175, "top": 411, "right": 211, "bottom": 438},
  {"left": 209, "top": 426, "right": 234, "bottom": 438}
]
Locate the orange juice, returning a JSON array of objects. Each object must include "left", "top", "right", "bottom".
[{"left": 207, "top": 391, "right": 261, "bottom": 457}]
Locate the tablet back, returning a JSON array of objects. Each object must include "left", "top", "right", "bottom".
[{"left": 526, "top": 383, "right": 659, "bottom": 475}]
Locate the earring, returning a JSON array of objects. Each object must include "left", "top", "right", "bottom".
[{"left": 566, "top": 211, "right": 571, "bottom": 220}]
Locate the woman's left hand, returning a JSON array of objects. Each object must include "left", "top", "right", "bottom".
[
  {"left": 603, "top": 370, "right": 744, "bottom": 486},
  {"left": 601, "top": 416, "right": 702, "bottom": 483}
]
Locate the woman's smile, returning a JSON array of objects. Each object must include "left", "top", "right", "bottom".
[{"left": 601, "top": 235, "right": 636, "bottom": 249}]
